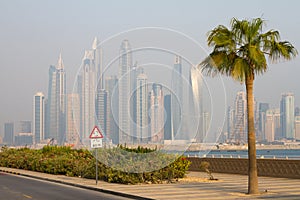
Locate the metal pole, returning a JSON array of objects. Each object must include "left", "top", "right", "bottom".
[{"left": 95, "top": 149, "right": 98, "bottom": 185}]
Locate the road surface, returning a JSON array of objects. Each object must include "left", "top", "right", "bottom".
[{"left": 0, "top": 172, "right": 131, "bottom": 200}]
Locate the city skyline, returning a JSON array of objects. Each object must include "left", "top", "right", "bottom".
[{"left": 1, "top": 1, "right": 300, "bottom": 139}]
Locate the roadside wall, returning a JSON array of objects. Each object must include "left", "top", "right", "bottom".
[{"left": 187, "top": 157, "right": 300, "bottom": 179}]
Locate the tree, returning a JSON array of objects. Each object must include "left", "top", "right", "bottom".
[{"left": 199, "top": 17, "right": 297, "bottom": 194}]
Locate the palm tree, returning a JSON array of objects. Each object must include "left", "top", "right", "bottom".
[{"left": 199, "top": 17, "right": 297, "bottom": 194}]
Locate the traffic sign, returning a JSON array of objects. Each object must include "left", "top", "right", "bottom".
[
  {"left": 89, "top": 126, "right": 103, "bottom": 139},
  {"left": 91, "top": 138, "right": 103, "bottom": 148}
]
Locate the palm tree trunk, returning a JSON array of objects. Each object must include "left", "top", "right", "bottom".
[{"left": 246, "top": 74, "right": 259, "bottom": 194}]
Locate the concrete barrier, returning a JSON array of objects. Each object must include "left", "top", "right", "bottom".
[{"left": 187, "top": 157, "right": 300, "bottom": 179}]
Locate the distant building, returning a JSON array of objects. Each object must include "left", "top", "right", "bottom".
[
  {"left": 33, "top": 92, "right": 45, "bottom": 144},
  {"left": 118, "top": 40, "right": 133, "bottom": 144},
  {"left": 3, "top": 122, "right": 14, "bottom": 146},
  {"left": 136, "top": 72, "right": 148, "bottom": 143},
  {"left": 46, "top": 54, "right": 66, "bottom": 145},
  {"left": 234, "top": 91, "right": 247, "bottom": 143},
  {"left": 171, "top": 56, "right": 183, "bottom": 139},
  {"left": 149, "top": 83, "right": 164, "bottom": 143},
  {"left": 15, "top": 133, "right": 33, "bottom": 146},
  {"left": 295, "top": 116, "right": 300, "bottom": 140},
  {"left": 258, "top": 103, "right": 269, "bottom": 141},
  {"left": 66, "top": 93, "right": 80, "bottom": 145},
  {"left": 96, "top": 89, "right": 109, "bottom": 140},
  {"left": 202, "top": 111, "right": 210, "bottom": 140},
  {"left": 295, "top": 107, "right": 300, "bottom": 116},
  {"left": 164, "top": 94, "right": 172, "bottom": 140},
  {"left": 265, "top": 109, "right": 280, "bottom": 142},
  {"left": 227, "top": 106, "right": 235, "bottom": 141},
  {"left": 105, "top": 75, "right": 118, "bottom": 144},
  {"left": 280, "top": 93, "right": 295, "bottom": 139},
  {"left": 17, "top": 121, "right": 32, "bottom": 133}
]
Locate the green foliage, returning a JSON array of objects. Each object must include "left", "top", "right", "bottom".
[{"left": 0, "top": 146, "right": 190, "bottom": 184}]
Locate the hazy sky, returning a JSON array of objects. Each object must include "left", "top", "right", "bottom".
[{"left": 0, "top": 0, "right": 300, "bottom": 136}]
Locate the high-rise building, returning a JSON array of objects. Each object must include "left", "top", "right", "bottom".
[
  {"left": 234, "top": 91, "right": 247, "bottom": 143},
  {"left": 280, "top": 93, "right": 295, "bottom": 139},
  {"left": 136, "top": 72, "right": 148, "bottom": 143},
  {"left": 227, "top": 106, "right": 235, "bottom": 141},
  {"left": 46, "top": 54, "right": 66, "bottom": 145},
  {"left": 295, "top": 107, "right": 300, "bottom": 116},
  {"left": 3, "top": 122, "right": 14, "bottom": 146},
  {"left": 265, "top": 109, "right": 275, "bottom": 142},
  {"left": 295, "top": 116, "right": 300, "bottom": 140},
  {"left": 164, "top": 94, "right": 172, "bottom": 140},
  {"left": 18, "top": 121, "right": 32, "bottom": 133},
  {"left": 273, "top": 109, "right": 281, "bottom": 140},
  {"left": 118, "top": 40, "right": 132, "bottom": 144},
  {"left": 66, "top": 93, "right": 80, "bottom": 145},
  {"left": 80, "top": 50, "right": 97, "bottom": 142},
  {"left": 189, "top": 66, "right": 203, "bottom": 142},
  {"left": 171, "top": 56, "right": 183, "bottom": 139},
  {"left": 96, "top": 89, "right": 109, "bottom": 140},
  {"left": 105, "top": 75, "right": 118, "bottom": 144},
  {"left": 33, "top": 92, "right": 45, "bottom": 144},
  {"left": 258, "top": 103, "right": 269, "bottom": 141},
  {"left": 149, "top": 83, "right": 164, "bottom": 143}
]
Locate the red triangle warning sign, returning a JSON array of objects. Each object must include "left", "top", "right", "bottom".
[{"left": 89, "top": 126, "right": 104, "bottom": 139}]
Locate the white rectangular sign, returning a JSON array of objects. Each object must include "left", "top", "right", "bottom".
[{"left": 91, "top": 138, "right": 102, "bottom": 148}]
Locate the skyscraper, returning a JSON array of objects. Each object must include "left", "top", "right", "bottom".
[
  {"left": 33, "top": 92, "right": 45, "bottom": 144},
  {"left": 3, "top": 122, "right": 14, "bottom": 146},
  {"left": 189, "top": 66, "right": 203, "bottom": 142},
  {"left": 149, "top": 83, "right": 164, "bottom": 143},
  {"left": 46, "top": 54, "right": 66, "bottom": 145},
  {"left": 280, "top": 93, "right": 295, "bottom": 139},
  {"left": 295, "top": 116, "right": 300, "bottom": 140},
  {"left": 258, "top": 103, "right": 269, "bottom": 141},
  {"left": 66, "top": 93, "right": 80, "bottom": 145},
  {"left": 80, "top": 50, "right": 97, "bottom": 141},
  {"left": 118, "top": 40, "right": 132, "bottom": 144},
  {"left": 136, "top": 72, "right": 148, "bottom": 143},
  {"left": 234, "top": 91, "right": 247, "bottom": 143},
  {"left": 164, "top": 94, "right": 172, "bottom": 140},
  {"left": 96, "top": 89, "right": 109, "bottom": 140},
  {"left": 227, "top": 106, "right": 235, "bottom": 141},
  {"left": 171, "top": 55, "right": 183, "bottom": 139},
  {"left": 105, "top": 75, "right": 118, "bottom": 144}
]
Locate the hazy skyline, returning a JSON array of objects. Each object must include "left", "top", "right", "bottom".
[{"left": 1, "top": 0, "right": 300, "bottom": 136}]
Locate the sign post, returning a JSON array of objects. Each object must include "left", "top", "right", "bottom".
[{"left": 89, "top": 126, "right": 103, "bottom": 185}]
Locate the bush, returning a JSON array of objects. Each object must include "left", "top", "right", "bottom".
[{"left": 0, "top": 145, "right": 190, "bottom": 184}]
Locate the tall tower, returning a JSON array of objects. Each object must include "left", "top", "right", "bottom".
[
  {"left": 46, "top": 54, "right": 66, "bottom": 145},
  {"left": 136, "top": 72, "right": 148, "bottom": 143},
  {"left": 66, "top": 93, "right": 80, "bottom": 145},
  {"left": 164, "top": 94, "right": 172, "bottom": 140},
  {"left": 33, "top": 92, "right": 45, "bottom": 144},
  {"left": 149, "top": 83, "right": 164, "bottom": 143},
  {"left": 80, "top": 50, "right": 96, "bottom": 141},
  {"left": 280, "top": 93, "right": 295, "bottom": 139},
  {"left": 189, "top": 66, "right": 203, "bottom": 142},
  {"left": 105, "top": 75, "right": 118, "bottom": 144},
  {"left": 118, "top": 40, "right": 132, "bottom": 144},
  {"left": 295, "top": 116, "right": 300, "bottom": 140},
  {"left": 234, "top": 91, "right": 247, "bottom": 143},
  {"left": 227, "top": 106, "right": 235, "bottom": 141},
  {"left": 171, "top": 55, "right": 183, "bottom": 139},
  {"left": 258, "top": 103, "right": 269, "bottom": 141}
]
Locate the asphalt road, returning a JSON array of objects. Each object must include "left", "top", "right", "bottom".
[{"left": 0, "top": 172, "right": 131, "bottom": 200}]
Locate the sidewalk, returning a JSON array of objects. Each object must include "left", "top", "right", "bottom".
[{"left": 1, "top": 167, "right": 300, "bottom": 199}]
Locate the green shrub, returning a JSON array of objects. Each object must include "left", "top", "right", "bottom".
[{"left": 0, "top": 145, "right": 190, "bottom": 184}]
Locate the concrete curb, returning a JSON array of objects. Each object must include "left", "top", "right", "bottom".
[{"left": 0, "top": 169, "right": 153, "bottom": 200}]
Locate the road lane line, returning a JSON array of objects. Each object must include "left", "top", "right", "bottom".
[{"left": 23, "top": 194, "right": 32, "bottom": 199}]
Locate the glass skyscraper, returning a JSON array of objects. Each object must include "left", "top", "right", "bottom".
[
  {"left": 33, "top": 92, "right": 45, "bottom": 144},
  {"left": 118, "top": 40, "right": 132, "bottom": 144},
  {"left": 171, "top": 56, "right": 183, "bottom": 139},
  {"left": 280, "top": 93, "right": 295, "bottom": 139},
  {"left": 46, "top": 54, "right": 66, "bottom": 145}
]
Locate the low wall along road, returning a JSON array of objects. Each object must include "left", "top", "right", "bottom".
[{"left": 187, "top": 158, "right": 300, "bottom": 179}]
